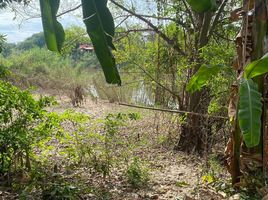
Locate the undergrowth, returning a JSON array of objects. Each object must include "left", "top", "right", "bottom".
[{"left": 0, "top": 74, "right": 146, "bottom": 198}]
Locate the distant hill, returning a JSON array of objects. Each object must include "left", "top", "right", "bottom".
[
  {"left": 16, "top": 32, "right": 46, "bottom": 50},
  {"left": 1, "top": 32, "right": 45, "bottom": 57}
]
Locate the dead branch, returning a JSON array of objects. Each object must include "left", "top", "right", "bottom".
[{"left": 119, "top": 102, "right": 228, "bottom": 120}]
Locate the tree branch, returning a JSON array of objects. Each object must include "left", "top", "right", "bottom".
[
  {"left": 110, "top": 0, "right": 186, "bottom": 56},
  {"left": 132, "top": 61, "right": 183, "bottom": 108},
  {"left": 57, "top": 4, "right": 82, "bottom": 17},
  {"left": 208, "top": 0, "right": 229, "bottom": 40},
  {"left": 182, "top": 0, "right": 196, "bottom": 30}
]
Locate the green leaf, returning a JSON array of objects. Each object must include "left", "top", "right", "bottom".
[
  {"left": 0, "top": 34, "right": 6, "bottom": 53},
  {"left": 186, "top": 0, "right": 217, "bottom": 13},
  {"left": 186, "top": 65, "right": 223, "bottom": 93},
  {"left": 238, "top": 79, "right": 262, "bottom": 148},
  {"left": 244, "top": 52, "right": 268, "bottom": 79},
  {"left": 39, "top": 0, "right": 65, "bottom": 52},
  {"left": 81, "top": 0, "right": 121, "bottom": 85}
]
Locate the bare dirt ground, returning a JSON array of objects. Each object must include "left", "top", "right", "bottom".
[
  {"left": 0, "top": 95, "right": 230, "bottom": 200},
  {"left": 49, "top": 96, "right": 229, "bottom": 200}
]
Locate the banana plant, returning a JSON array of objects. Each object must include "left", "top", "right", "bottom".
[
  {"left": 186, "top": 64, "right": 225, "bottom": 93},
  {"left": 39, "top": 0, "right": 64, "bottom": 52},
  {"left": 39, "top": 0, "right": 121, "bottom": 85},
  {"left": 186, "top": 54, "right": 266, "bottom": 148},
  {"left": 184, "top": 0, "right": 266, "bottom": 148},
  {"left": 238, "top": 79, "right": 262, "bottom": 147},
  {"left": 236, "top": 53, "right": 268, "bottom": 147}
]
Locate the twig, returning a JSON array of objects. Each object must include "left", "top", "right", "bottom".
[
  {"left": 57, "top": 4, "right": 82, "bottom": 17},
  {"left": 110, "top": 0, "right": 186, "bottom": 56}
]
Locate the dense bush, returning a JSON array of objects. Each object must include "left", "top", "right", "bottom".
[{"left": 0, "top": 78, "right": 56, "bottom": 174}]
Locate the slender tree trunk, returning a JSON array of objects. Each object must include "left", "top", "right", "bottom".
[{"left": 175, "top": 12, "right": 213, "bottom": 154}]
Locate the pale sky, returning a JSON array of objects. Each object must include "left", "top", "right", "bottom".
[
  {"left": 0, "top": 0, "right": 156, "bottom": 43},
  {"left": 0, "top": 1, "right": 83, "bottom": 43}
]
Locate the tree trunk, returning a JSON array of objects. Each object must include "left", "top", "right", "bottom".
[
  {"left": 175, "top": 89, "right": 211, "bottom": 154},
  {"left": 175, "top": 12, "right": 213, "bottom": 154}
]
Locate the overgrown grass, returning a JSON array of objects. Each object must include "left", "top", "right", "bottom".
[{"left": 0, "top": 48, "right": 94, "bottom": 93}]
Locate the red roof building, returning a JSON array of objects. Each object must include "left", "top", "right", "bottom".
[{"left": 78, "top": 44, "right": 94, "bottom": 52}]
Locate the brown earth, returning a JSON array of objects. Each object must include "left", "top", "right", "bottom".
[{"left": 0, "top": 95, "right": 230, "bottom": 200}]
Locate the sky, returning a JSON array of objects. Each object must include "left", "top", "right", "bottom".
[
  {"left": 0, "top": 0, "right": 156, "bottom": 43},
  {"left": 0, "top": 1, "right": 83, "bottom": 43}
]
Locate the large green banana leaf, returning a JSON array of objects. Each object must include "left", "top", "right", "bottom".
[
  {"left": 39, "top": 0, "right": 65, "bottom": 52},
  {"left": 244, "top": 53, "right": 268, "bottom": 79},
  {"left": 187, "top": 64, "right": 223, "bottom": 93},
  {"left": 81, "top": 0, "right": 121, "bottom": 85},
  {"left": 238, "top": 79, "right": 263, "bottom": 148}
]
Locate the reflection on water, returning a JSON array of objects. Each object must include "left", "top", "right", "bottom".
[
  {"left": 131, "top": 81, "right": 154, "bottom": 106},
  {"left": 90, "top": 81, "right": 154, "bottom": 106},
  {"left": 90, "top": 80, "right": 180, "bottom": 109}
]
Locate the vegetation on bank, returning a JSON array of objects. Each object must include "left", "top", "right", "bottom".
[{"left": 1, "top": 0, "right": 268, "bottom": 199}]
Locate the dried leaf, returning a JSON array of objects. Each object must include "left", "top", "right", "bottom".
[{"left": 228, "top": 84, "right": 238, "bottom": 121}]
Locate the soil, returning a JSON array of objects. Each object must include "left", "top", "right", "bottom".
[{"left": 0, "top": 95, "right": 231, "bottom": 200}]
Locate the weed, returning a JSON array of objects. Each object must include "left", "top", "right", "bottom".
[
  {"left": 41, "top": 181, "right": 79, "bottom": 200},
  {"left": 126, "top": 157, "right": 149, "bottom": 188},
  {"left": 0, "top": 79, "right": 56, "bottom": 175},
  {"left": 175, "top": 181, "right": 189, "bottom": 187}
]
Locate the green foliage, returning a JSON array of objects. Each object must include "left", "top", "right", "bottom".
[
  {"left": 16, "top": 32, "right": 46, "bottom": 50},
  {"left": 61, "top": 26, "right": 89, "bottom": 55},
  {"left": 20, "top": 165, "right": 80, "bottom": 200},
  {"left": 0, "top": 79, "right": 56, "bottom": 173},
  {"left": 0, "top": 64, "right": 10, "bottom": 78},
  {"left": 187, "top": 64, "right": 224, "bottom": 93},
  {"left": 0, "top": 0, "right": 29, "bottom": 9},
  {"left": 81, "top": 0, "right": 121, "bottom": 85},
  {"left": 128, "top": 112, "right": 141, "bottom": 120},
  {"left": 39, "top": 0, "right": 65, "bottom": 52},
  {"left": 126, "top": 157, "right": 149, "bottom": 188},
  {"left": 239, "top": 52, "right": 268, "bottom": 147},
  {"left": 186, "top": 0, "right": 217, "bottom": 12},
  {"left": 238, "top": 79, "right": 262, "bottom": 148},
  {"left": 0, "top": 34, "right": 6, "bottom": 53},
  {"left": 1, "top": 47, "right": 92, "bottom": 90},
  {"left": 244, "top": 52, "right": 268, "bottom": 79},
  {"left": 187, "top": 43, "right": 235, "bottom": 95},
  {"left": 41, "top": 177, "right": 79, "bottom": 200},
  {"left": 39, "top": 0, "right": 121, "bottom": 85}
]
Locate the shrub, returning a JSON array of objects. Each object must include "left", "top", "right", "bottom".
[
  {"left": 126, "top": 157, "right": 149, "bottom": 188},
  {"left": 0, "top": 79, "right": 56, "bottom": 174}
]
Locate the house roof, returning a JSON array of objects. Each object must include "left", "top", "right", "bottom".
[{"left": 79, "top": 44, "right": 94, "bottom": 51}]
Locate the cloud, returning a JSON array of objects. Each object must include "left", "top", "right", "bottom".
[{"left": 0, "top": 6, "right": 83, "bottom": 43}]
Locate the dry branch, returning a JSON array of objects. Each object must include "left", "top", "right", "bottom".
[{"left": 119, "top": 102, "right": 228, "bottom": 120}]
